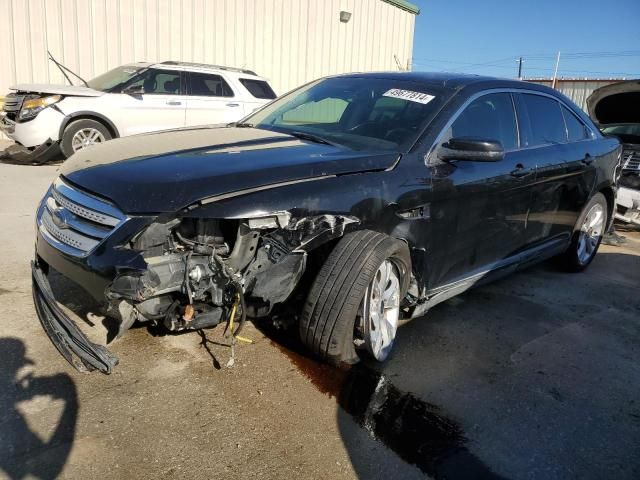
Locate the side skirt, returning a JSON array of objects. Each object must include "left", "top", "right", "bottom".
[{"left": 411, "top": 235, "right": 569, "bottom": 318}]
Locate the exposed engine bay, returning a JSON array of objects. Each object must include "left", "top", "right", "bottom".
[{"left": 104, "top": 213, "right": 358, "bottom": 338}]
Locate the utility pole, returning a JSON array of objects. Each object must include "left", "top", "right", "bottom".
[
  {"left": 552, "top": 51, "right": 561, "bottom": 89},
  {"left": 517, "top": 57, "right": 523, "bottom": 80}
]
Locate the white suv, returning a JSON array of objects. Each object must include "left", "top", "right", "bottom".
[{"left": 0, "top": 61, "right": 276, "bottom": 161}]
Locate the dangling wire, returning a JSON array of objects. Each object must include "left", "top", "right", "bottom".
[{"left": 223, "top": 287, "right": 252, "bottom": 368}]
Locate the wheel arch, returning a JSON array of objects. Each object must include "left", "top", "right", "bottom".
[{"left": 59, "top": 111, "right": 120, "bottom": 139}]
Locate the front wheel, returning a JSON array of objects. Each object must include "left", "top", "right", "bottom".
[
  {"left": 60, "top": 119, "right": 112, "bottom": 158},
  {"left": 558, "top": 192, "right": 608, "bottom": 272},
  {"left": 299, "top": 230, "right": 411, "bottom": 365}
]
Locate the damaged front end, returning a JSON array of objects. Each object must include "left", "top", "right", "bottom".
[
  {"left": 110, "top": 212, "right": 359, "bottom": 342},
  {"left": 37, "top": 205, "right": 358, "bottom": 373}
]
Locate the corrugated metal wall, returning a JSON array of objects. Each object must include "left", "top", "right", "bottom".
[
  {"left": 0, "top": 0, "right": 416, "bottom": 96},
  {"left": 526, "top": 79, "right": 622, "bottom": 112}
]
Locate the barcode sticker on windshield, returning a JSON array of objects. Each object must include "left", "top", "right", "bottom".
[{"left": 383, "top": 89, "right": 435, "bottom": 104}]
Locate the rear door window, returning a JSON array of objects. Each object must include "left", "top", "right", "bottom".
[
  {"left": 520, "top": 94, "right": 566, "bottom": 146},
  {"left": 447, "top": 93, "right": 518, "bottom": 150},
  {"left": 188, "top": 72, "right": 234, "bottom": 97},
  {"left": 239, "top": 79, "right": 276, "bottom": 99},
  {"left": 561, "top": 105, "right": 589, "bottom": 142}
]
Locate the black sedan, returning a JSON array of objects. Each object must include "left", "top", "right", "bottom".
[{"left": 31, "top": 72, "right": 621, "bottom": 373}]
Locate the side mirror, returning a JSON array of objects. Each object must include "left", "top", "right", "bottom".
[
  {"left": 438, "top": 137, "right": 505, "bottom": 162},
  {"left": 123, "top": 84, "right": 144, "bottom": 96}
]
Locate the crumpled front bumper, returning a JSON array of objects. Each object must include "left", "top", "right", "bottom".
[
  {"left": 0, "top": 138, "right": 60, "bottom": 164},
  {"left": 615, "top": 186, "right": 640, "bottom": 226},
  {"left": 31, "top": 260, "right": 119, "bottom": 374}
]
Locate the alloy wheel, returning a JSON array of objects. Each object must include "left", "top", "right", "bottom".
[
  {"left": 576, "top": 203, "right": 605, "bottom": 265},
  {"left": 360, "top": 259, "right": 401, "bottom": 361},
  {"left": 71, "top": 128, "right": 106, "bottom": 152}
]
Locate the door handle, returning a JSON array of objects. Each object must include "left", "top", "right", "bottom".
[
  {"left": 510, "top": 164, "right": 533, "bottom": 178},
  {"left": 581, "top": 154, "right": 594, "bottom": 165},
  {"left": 226, "top": 103, "right": 240, "bottom": 107},
  {"left": 166, "top": 100, "right": 182, "bottom": 105}
]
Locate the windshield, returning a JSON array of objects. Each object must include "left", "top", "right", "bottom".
[
  {"left": 87, "top": 66, "right": 146, "bottom": 92},
  {"left": 244, "top": 77, "right": 445, "bottom": 152}
]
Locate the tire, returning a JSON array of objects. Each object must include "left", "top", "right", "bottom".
[
  {"left": 60, "top": 119, "right": 112, "bottom": 158},
  {"left": 558, "top": 192, "right": 608, "bottom": 272},
  {"left": 299, "top": 230, "right": 411, "bottom": 365}
]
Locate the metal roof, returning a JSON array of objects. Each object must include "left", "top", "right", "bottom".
[{"left": 382, "top": 0, "right": 420, "bottom": 15}]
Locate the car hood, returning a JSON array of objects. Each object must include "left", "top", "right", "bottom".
[
  {"left": 586, "top": 80, "right": 640, "bottom": 125},
  {"left": 60, "top": 126, "right": 399, "bottom": 213},
  {"left": 10, "top": 83, "right": 103, "bottom": 97}
]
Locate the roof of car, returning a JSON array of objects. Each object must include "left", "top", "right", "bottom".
[
  {"left": 336, "top": 71, "right": 557, "bottom": 93},
  {"left": 147, "top": 61, "right": 266, "bottom": 79}
]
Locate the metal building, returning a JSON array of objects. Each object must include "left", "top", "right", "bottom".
[
  {"left": 525, "top": 78, "right": 624, "bottom": 112},
  {"left": 0, "top": 0, "right": 419, "bottom": 96}
]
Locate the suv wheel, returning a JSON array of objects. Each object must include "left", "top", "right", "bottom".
[
  {"left": 61, "top": 119, "right": 112, "bottom": 158},
  {"left": 559, "top": 192, "right": 608, "bottom": 272},
  {"left": 299, "top": 230, "right": 411, "bottom": 365}
]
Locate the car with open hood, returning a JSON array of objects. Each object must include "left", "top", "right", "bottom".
[
  {"left": 1, "top": 60, "right": 276, "bottom": 163},
  {"left": 31, "top": 72, "right": 620, "bottom": 373},
  {"left": 587, "top": 79, "right": 640, "bottom": 226}
]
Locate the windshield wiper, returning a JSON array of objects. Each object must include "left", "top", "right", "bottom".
[
  {"left": 288, "top": 131, "right": 342, "bottom": 147},
  {"left": 47, "top": 50, "right": 90, "bottom": 88}
]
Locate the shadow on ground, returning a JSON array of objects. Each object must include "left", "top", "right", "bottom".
[
  {"left": 0, "top": 338, "right": 78, "bottom": 480},
  {"left": 263, "top": 251, "right": 640, "bottom": 479},
  {"left": 339, "top": 252, "right": 640, "bottom": 479}
]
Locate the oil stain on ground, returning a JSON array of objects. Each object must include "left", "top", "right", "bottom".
[{"left": 267, "top": 329, "right": 506, "bottom": 479}]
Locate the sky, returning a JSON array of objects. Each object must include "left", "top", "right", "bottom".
[{"left": 411, "top": 0, "right": 640, "bottom": 79}]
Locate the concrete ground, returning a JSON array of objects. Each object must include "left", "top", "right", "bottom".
[{"left": 0, "top": 157, "right": 639, "bottom": 480}]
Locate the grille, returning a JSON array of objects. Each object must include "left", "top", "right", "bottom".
[
  {"left": 3, "top": 93, "right": 23, "bottom": 121},
  {"left": 3, "top": 93, "right": 23, "bottom": 112},
  {"left": 622, "top": 149, "right": 640, "bottom": 172},
  {"left": 37, "top": 177, "right": 127, "bottom": 257}
]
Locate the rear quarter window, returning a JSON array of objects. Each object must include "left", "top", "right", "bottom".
[
  {"left": 240, "top": 79, "right": 276, "bottom": 99},
  {"left": 561, "top": 105, "right": 590, "bottom": 142}
]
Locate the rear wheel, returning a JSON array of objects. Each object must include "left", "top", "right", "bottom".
[
  {"left": 299, "top": 230, "right": 411, "bottom": 365},
  {"left": 60, "top": 119, "right": 112, "bottom": 158},
  {"left": 559, "top": 192, "right": 608, "bottom": 272}
]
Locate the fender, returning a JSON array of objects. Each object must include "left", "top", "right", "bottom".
[{"left": 58, "top": 111, "right": 120, "bottom": 139}]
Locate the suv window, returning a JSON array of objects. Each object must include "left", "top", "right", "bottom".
[
  {"left": 240, "top": 79, "right": 276, "bottom": 99},
  {"left": 125, "top": 69, "right": 183, "bottom": 95},
  {"left": 189, "top": 73, "right": 234, "bottom": 97},
  {"left": 447, "top": 93, "right": 518, "bottom": 150},
  {"left": 561, "top": 105, "right": 589, "bottom": 142},
  {"left": 520, "top": 94, "right": 566, "bottom": 145},
  {"left": 281, "top": 98, "right": 348, "bottom": 124}
]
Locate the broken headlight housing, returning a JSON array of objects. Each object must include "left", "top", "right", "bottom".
[{"left": 19, "top": 95, "right": 62, "bottom": 121}]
